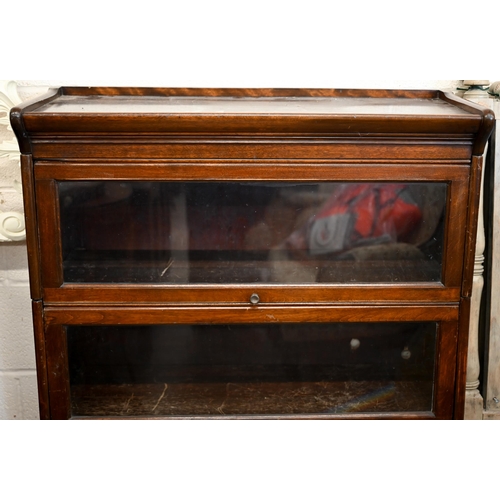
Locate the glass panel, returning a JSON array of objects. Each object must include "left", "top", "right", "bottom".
[
  {"left": 67, "top": 322, "right": 437, "bottom": 417},
  {"left": 59, "top": 181, "right": 446, "bottom": 284}
]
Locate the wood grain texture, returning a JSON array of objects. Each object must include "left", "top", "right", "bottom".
[
  {"left": 57, "top": 87, "right": 440, "bottom": 98},
  {"left": 462, "top": 156, "right": 483, "bottom": 298},
  {"left": 455, "top": 297, "right": 471, "bottom": 419},
  {"left": 44, "top": 324, "right": 71, "bottom": 419},
  {"left": 35, "top": 180, "right": 63, "bottom": 289},
  {"left": 433, "top": 321, "right": 459, "bottom": 419},
  {"left": 43, "top": 284, "right": 461, "bottom": 306},
  {"left": 31, "top": 301, "right": 49, "bottom": 419},
  {"left": 30, "top": 141, "right": 473, "bottom": 161},
  {"left": 20, "top": 154, "right": 42, "bottom": 299},
  {"left": 441, "top": 177, "right": 470, "bottom": 288},
  {"left": 44, "top": 305, "right": 459, "bottom": 326},
  {"left": 34, "top": 161, "right": 470, "bottom": 181}
]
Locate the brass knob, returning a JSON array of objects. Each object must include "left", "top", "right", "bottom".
[{"left": 249, "top": 293, "right": 260, "bottom": 305}]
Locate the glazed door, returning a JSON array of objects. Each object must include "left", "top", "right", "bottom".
[
  {"left": 42, "top": 306, "right": 459, "bottom": 419},
  {"left": 58, "top": 180, "right": 446, "bottom": 284},
  {"left": 33, "top": 162, "right": 470, "bottom": 305}
]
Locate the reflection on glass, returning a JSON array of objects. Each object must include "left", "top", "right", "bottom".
[
  {"left": 59, "top": 181, "right": 446, "bottom": 284},
  {"left": 67, "top": 323, "right": 437, "bottom": 417}
]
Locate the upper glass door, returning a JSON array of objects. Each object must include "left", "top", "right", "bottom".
[{"left": 58, "top": 181, "right": 446, "bottom": 285}]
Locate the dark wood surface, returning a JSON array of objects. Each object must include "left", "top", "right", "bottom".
[
  {"left": 10, "top": 88, "right": 494, "bottom": 158},
  {"left": 43, "top": 284, "right": 461, "bottom": 306},
  {"left": 462, "top": 156, "right": 484, "bottom": 298},
  {"left": 433, "top": 321, "right": 459, "bottom": 419},
  {"left": 29, "top": 139, "right": 475, "bottom": 162},
  {"left": 33, "top": 161, "right": 472, "bottom": 180},
  {"left": 44, "top": 324, "right": 71, "bottom": 419},
  {"left": 44, "top": 305, "right": 459, "bottom": 326},
  {"left": 12, "top": 87, "right": 495, "bottom": 419},
  {"left": 70, "top": 380, "right": 434, "bottom": 418},
  {"left": 20, "top": 154, "right": 42, "bottom": 299},
  {"left": 31, "top": 301, "right": 49, "bottom": 419},
  {"left": 455, "top": 297, "right": 472, "bottom": 419}
]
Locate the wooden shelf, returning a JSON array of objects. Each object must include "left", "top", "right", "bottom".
[
  {"left": 63, "top": 254, "right": 442, "bottom": 284},
  {"left": 70, "top": 379, "right": 433, "bottom": 417}
]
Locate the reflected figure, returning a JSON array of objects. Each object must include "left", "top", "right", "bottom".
[{"left": 59, "top": 181, "right": 446, "bottom": 284}]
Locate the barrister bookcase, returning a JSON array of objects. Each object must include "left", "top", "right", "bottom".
[{"left": 10, "top": 87, "right": 495, "bottom": 419}]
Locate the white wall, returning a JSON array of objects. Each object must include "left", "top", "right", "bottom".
[
  {"left": 0, "top": 81, "right": 39, "bottom": 419},
  {"left": 0, "top": 243, "right": 38, "bottom": 419}
]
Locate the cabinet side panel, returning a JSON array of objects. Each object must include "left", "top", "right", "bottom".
[
  {"left": 35, "top": 180, "right": 63, "bottom": 288},
  {"left": 20, "top": 154, "right": 42, "bottom": 299},
  {"left": 462, "top": 156, "right": 483, "bottom": 297},
  {"left": 434, "top": 321, "right": 459, "bottom": 419},
  {"left": 45, "top": 324, "right": 71, "bottom": 419},
  {"left": 455, "top": 297, "right": 471, "bottom": 419},
  {"left": 32, "top": 301, "right": 49, "bottom": 419},
  {"left": 442, "top": 178, "right": 469, "bottom": 288}
]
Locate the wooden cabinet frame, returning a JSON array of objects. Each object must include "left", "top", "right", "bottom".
[
  {"left": 11, "top": 87, "right": 495, "bottom": 419},
  {"left": 39, "top": 307, "right": 459, "bottom": 420},
  {"left": 34, "top": 164, "right": 469, "bottom": 305}
]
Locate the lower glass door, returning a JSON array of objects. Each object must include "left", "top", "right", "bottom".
[{"left": 66, "top": 322, "right": 437, "bottom": 417}]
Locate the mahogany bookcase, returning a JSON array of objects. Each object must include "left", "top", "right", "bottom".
[{"left": 10, "top": 87, "right": 495, "bottom": 419}]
